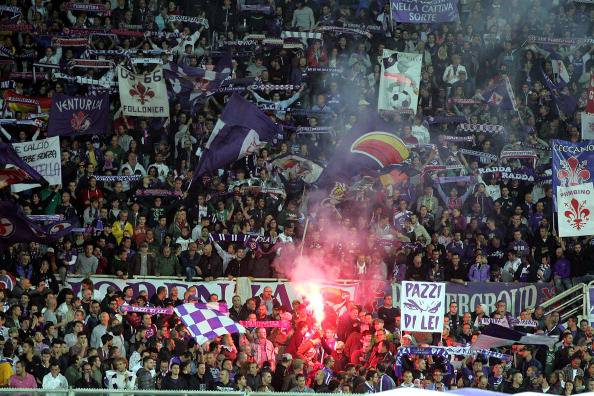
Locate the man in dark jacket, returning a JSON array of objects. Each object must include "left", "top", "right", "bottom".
[
  {"left": 198, "top": 244, "right": 223, "bottom": 280},
  {"left": 130, "top": 243, "right": 157, "bottom": 277},
  {"left": 136, "top": 356, "right": 156, "bottom": 390}
]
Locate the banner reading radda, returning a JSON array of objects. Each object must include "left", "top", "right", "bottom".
[
  {"left": 378, "top": 50, "right": 421, "bottom": 114},
  {"left": 391, "top": 0, "right": 459, "bottom": 24},
  {"left": 11, "top": 137, "right": 61, "bottom": 192},
  {"left": 552, "top": 140, "right": 594, "bottom": 208},
  {"left": 557, "top": 182, "right": 594, "bottom": 237},
  {"left": 400, "top": 281, "right": 445, "bottom": 332},
  {"left": 48, "top": 93, "right": 109, "bottom": 136},
  {"left": 118, "top": 65, "right": 169, "bottom": 117}
]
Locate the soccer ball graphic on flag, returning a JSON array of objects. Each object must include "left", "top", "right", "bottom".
[{"left": 388, "top": 83, "right": 411, "bottom": 109}]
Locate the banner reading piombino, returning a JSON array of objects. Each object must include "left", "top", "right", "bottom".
[{"left": 557, "top": 182, "right": 594, "bottom": 237}]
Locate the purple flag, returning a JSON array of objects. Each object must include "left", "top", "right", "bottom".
[
  {"left": 317, "top": 113, "right": 410, "bottom": 186},
  {"left": 472, "top": 324, "right": 557, "bottom": 350},
  {"left": 191, "top": 94, "right": 283, "bottom": 182},
  {"left": 541, "top": 67, "right": 578, "bottom": 116},
  {"left": 174, "top": 303, "right": 245, "bottom": 345},
  {"left": 0, "top": 142, "right": 47, "bottom": 186},
  {"left": 478, "top": 77, "right": 517, "bottom": 111},
  {"left": 0, "top": 201, "right": 59, "bottom": 247},
  {"left": 47, "top": 93, "right": 109, "bottom": 136},
  {"left": 163, "top": 62, "right": 229, "bottom": 112},
  {"left": 391, "top": 0, "right": 459, "bottom": 23}
]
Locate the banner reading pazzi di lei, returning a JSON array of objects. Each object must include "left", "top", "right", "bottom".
[
  {"left": 392, "top": 281, "right": 549, "bottom": 317},
  {"left": 118, "top": 65, "right": 169, "bottom": 117},
  {"left": 400, "top": 281, "right": 445, "bottom": 332},
  {"left": 391, "top": 0, "right": 459, "bottom": 24}
]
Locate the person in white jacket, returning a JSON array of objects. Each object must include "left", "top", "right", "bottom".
[
  {"left": 106, "top": 358, "right": 136, "bottom": 389},
  {"left": 42, "top": 364, "right": 68, "bottom": 389},
  {"left": 442, "top": 54, "right": 467, "bottom": 86}
]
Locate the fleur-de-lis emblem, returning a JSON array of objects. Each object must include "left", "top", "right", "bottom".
[
  {"left": 129, "top": 81, "right": 155, "bottom": 105},
  {"left": 0, "top": 218, "right": 14, "bottom": 238},
  {"left": 557, "top": 156, "right": 591, "bottom": 186},
  {"left": 489, "top": 92, "right": 503, "bottom": 105},
  {"left": 564, "top": 198, "right": 591, "bottom": 230},
  {"left": 70, "top": 111, "right": 90, "bottom": 132}
]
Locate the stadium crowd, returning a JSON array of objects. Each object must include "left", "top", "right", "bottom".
[{"left": 0, "top": 0, "right": 594, "bottom": 393}]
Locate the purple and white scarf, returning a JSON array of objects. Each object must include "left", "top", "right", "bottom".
[
  {"left": 120, "top": 305, "right": 174, "bottom": 315},
  {"left": 135, "top": 189, "right": 182, "bottom": 197},
  {"left": 448, "top": 98, "right": 482, "bottom": 105},
  {"left": 95, "top": 175, "right": 142, "bottom": 182},
  {"left": 281, "top": 31, "right": 322, "bottom": 41},
  {"left": 65, "top": 2, "right": 110, "bottom": 14},
  {"left": 442, "top": 135, "right": 474, "bottom": 142},
  {"left": 457, "top": 123, "right": 505, "bottom": 135},
  {"left": 424, "top": 115, "right": 467, "bottom": 124},
  {"left": 305, "top": 66, "right": 342, "bottom": 73},
  {"left": 499, "top": 150, "right": 537, "bottom": 159},
  {"left": 296, "top": 126, "right": 334, "bottom": 134},
  {"left": 167, "top": 15, "right": 209, "bottom": 28},
  {"left": 459, "top": 148, "right": 498, "bottom": 161},
  {"left": 240, "top": 320, "right": 291, "bottom": 328},
  {"left": 437, "top": 176, "right": 473, "bottom": 184}
]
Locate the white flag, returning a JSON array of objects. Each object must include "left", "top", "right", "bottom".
[
  {"left": 378, "top": 50, "right": 422, "bottom": 114},
  {"left": 118, "top": 65, "right": 169, "bottom": 117},
  {"left": 552, "top": 59, "right": 570, "bottom": 84},
  {"left": 11, "top": 137, "right": 61, "bottom": 192},
  {"left": 557, "top": 182, "right": 594, "bottom": 237},
  {"left": 582, "top": 112, "right": 594, "bottom": 140}
]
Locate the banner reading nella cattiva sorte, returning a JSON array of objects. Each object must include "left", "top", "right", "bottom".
[
  {"left": 48, "top": 93, "right": 109, "bottom": 136},
  {"left": 391, "top": 0, "right": 459, "bottom": 23},
  {"left": 118, "top": 65, "right": 169, "bottom": 117}
]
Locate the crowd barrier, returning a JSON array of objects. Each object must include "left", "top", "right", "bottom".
[{"left": 0, "top": 388, "right": 574, "bottom": 395}]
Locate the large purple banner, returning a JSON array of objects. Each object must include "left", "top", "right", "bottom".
[
  {"left": 62, "top": 276, "right": 552, "bottom": 317},
  {"left": 391, "top": 0, "right": 459, "bottom": 23},
  {"left": 392, "top": 282, "right": 554, "bottom": 317},
  {"left": 47, "top": 93, "right": 109, "bottom": 136}
]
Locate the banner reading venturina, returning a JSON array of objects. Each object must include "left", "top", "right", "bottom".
[
  {"left": 48, "top": 93, "right": 109, "bottom": 136},
  {"left": 118, "top": 65, "right": 169, "bottom": 117},
  {"left": 391, "top": 0, "right": 459, "bottom": 23}
]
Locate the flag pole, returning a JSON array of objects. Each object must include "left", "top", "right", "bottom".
[{"left": 300, "top": 216, "right": 310, "bottom": 257}]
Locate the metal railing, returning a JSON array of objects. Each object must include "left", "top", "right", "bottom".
[
  {"left": 540, "top": 282, "right": 587, "bottom": 323},
  {"left": 0, "top": 390, "right": 338, "bottom": 396},
  {"left": 0, "top": 390, "right": 243, "bottom": 396}
]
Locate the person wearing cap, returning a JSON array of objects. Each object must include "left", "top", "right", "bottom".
[{"left": 272, "top": 353, "right": 292, "bottom": 390}]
